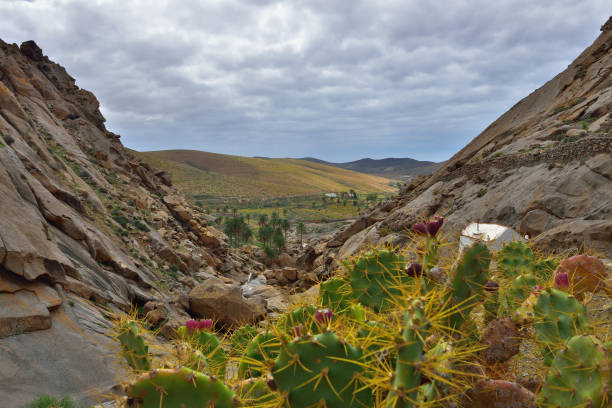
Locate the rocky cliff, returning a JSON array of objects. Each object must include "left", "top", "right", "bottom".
[
  {"left": 306, "top": 16, "right": 612, "bottom": 273},
  {"left": 0, "top": 40, "right": 267, "bottom": 407}
]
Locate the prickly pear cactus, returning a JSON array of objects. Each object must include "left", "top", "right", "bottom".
[
  {"left": 386, "top": 299, "right": 429, "bottom": 408},
  {"left": 238, "top": 332, "right": 280, "bottom": 379},
  {"left": 320, "top": 277, "right": 354, "bottom": 313},
  {"left": 272, "top": 330, "right": 372, "bottom": 408},
  {"left": 126, "top": 367, "right": 239, "bottom": 408},
  {"left": 230, "top": 325, "right": 258, "bottom": 356},
  {"left": 538, "top": 335, "right": 611, "bottom": 408},
  {"left": 534, "top": 288, "right": 589, "bottom": 365},
  {"left": 178, "top": 325, "right": 227, "bottom": 377},
  {"left": 277, "top": 304, "right": 319, "bottom": 335},
  {"left": 448, "top": 243, "right": 491, "bottom": 330},
  {"left": 533, "top": 256, "right": 560, "bottom": 281},
  {"left": 507, "top": 273, "right": 538, "bottom": 309},
  {"left": 175, "top": 342, "right": 208, "bottom": 373},
  {"left": 117, "top": 320, "right": 150, "bottom": 372},
  {"left": 497, "top": 241, "right": 534, "bottom": 278},
  {"left": 347, "top": 249, "right": 407, "bottom": 312}
]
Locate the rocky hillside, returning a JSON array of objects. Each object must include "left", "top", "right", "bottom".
[
  {"left": 0, "top": 40, "right": 280, "bottom": 407},
  {"left": 302, "top": 17, "right": 612, "bottom": 275}
]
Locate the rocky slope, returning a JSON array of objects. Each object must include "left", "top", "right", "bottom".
[
  {"left": 0, "top": 40, "right": 278, "bottom": 407},
  {"left": 302, "top": 16, "right": 612, "bottom": 275}
]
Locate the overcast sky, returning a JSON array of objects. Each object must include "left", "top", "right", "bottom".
[{"left": 1, "top": 1, "right": 609, "bottom": 162}]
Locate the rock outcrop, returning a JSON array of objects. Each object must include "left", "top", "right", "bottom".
[
  {"left": 302, "top": 16, "right": 612, "bottom": 274},
  {"left": 0, "top": 39, "right": 261, "bottom": 406}
]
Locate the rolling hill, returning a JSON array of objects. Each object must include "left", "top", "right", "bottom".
[
  {"left": 300, "top": 157, "right": 440, "bottom": 178},
  {"left": 133, "top": 149, "right": 395, "bottom": 198}
]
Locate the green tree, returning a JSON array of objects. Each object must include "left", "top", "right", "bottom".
[
  {"left": 258, "top": 214, "right": 268, "bottom": 227},
  {"left": 270, "top": 212, "right": 280, "bottom": 228},
  {"left": 272, "top": 228, "right": 285, "bottom": 253},
  {"left": 257, "top": 224, "right": 273, "bottom": 246},
  {"left": 281, "top": 219, "right": 290, "bottom": 238},
  {"left": 296, "top": 222, "right": 306, "bottom": 245},
  {"left": 240, "top": 225, "right": 253, "bottom": 244},
  {"left": 366, "top": 193, "right": 377, "bottom": 203}
]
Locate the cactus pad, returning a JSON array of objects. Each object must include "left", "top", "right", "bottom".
[
  {"left": 497, "top": 242, "right": 534, "bottom": 278},
  {"left": 386, "top": 299, "right": 429, "bottom": 408},
  {"left": 320, "top": 277, "right": 354, "bottom": 314},
  {"left": 238, "top": 332, "right": 280, "bottom": 379},
  {"left": 448, "top": 243, "right": 491, "bottom": 330},
  {"left": 117, "top": 320, "right": 150, "bottom": 372},
  {"left": 538, "top": 335, "right": 611, "bottom": 408},
  {"left": 347, "top": 249, "right": 407, "bottom": 312},
  {"left": 534, "top": 288, "right": 589, "bottom": 365},
  {"left": 178, "top": 325, "right": 227, "bottom": 377},
  {"left": 230, "top": 325, "right": 258, "bottom": 356},
  {"left": 126, "top": 367, "right": 239, "bottom": 408},
  {"left": 273, "top": 330, "right": 372, "bottom": 408}
]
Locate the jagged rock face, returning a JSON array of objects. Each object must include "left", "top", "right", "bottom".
[
  {"left": 0, "top": 39, "right": 256, "bottom": 407},
  {"left": 316, "top": 16, "right": 612, "bottom": 263}
]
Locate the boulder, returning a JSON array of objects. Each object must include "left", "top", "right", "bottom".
[
  {"left": 463, "top": 379, "right": 537, "bottom": 408},
  {"left": 189, "top": 277, "right": 266, "bottom": 327},
  {"left": 533, "top": 219, "right": 612, "bottom": 256},
  {"left": 277, "top": 252, "right": 296, "bottom": 267}
]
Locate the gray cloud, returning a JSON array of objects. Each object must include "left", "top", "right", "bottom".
[{"left": 1, "top": 0, "right": 609, "bottom": 161}]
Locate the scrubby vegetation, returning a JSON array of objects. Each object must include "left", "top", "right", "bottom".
[{"left": 112, "top": 217, "right": 611, "bottom": 407}]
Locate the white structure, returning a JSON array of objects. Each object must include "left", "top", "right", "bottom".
[
  {"left": 459, "top": 222, "right": 525, "bottom": 252},
  {"left": 324, "top": 193, "right": 338, "bottom": 198}
]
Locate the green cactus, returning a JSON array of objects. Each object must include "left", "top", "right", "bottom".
[
  {"left": 230, "top": 325, "right": 258, "bottom": 356},
  {"left": 117, "top": 320, "right": 150, "bottom": 372},
  {"left": 176, "top": 342, "right": 208, "bottom": 373},
  {"left": 483, "top": 286, "right": 499, "bottom": 325},
  {"left": 497, "top": 241, "right": 534, "bottom": 278},
  {"left": 534, "top": 288, "right": 589, "bottom": 365},
  {"left": 234, "top": 377, "right": 277, "bottom": 406},
  {"left": 238, "top": 332, "right": 280, "bottom": 379},
  {"left": 178, "top": 326, "right": 227, "bottom": 377},
  {"left": 538, "top": 335, "right": 611, "bottom": 408},
  {"left": 273, "top": 330, "right": 372, "bottom": 408},
  {"left": 320, "top": 277, "right": 354, "bottom": 313},
  {"left": 385, "top": 299, "right": 429, "bottom": 408},
  {"left": 346, "top": 249, "right": 407, "bottom": 312},
  {"left": 533, "top": 256, "right": 560, "bottom": 282},
  {"left": 507, "top": 273, "right": 538, "bottom": 309},
  {"left": 418, "top": 339, "right": 453, "bottom": 404},
  {"left": 277, "top": 305, "right": 319, "bottom": 335},
  {"left": 126, "top": 367, "right": 239, "bottom": 408},
  {"left": 447, "top": 243, "right": 491, "bottom": 330},
  {"left": 423, "top": 236, "right": 439, "bottom": 271}
]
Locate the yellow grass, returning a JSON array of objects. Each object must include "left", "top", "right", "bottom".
[{"left": 133, "top": 149, "right": 394, "bottom": 198}]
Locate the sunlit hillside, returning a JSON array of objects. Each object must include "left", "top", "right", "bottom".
[{"left": 133, "top": 149, "right": 396, "bottom": 198}]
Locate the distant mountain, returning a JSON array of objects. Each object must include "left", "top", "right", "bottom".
[{"left": 300, "top": 157, "right": 441, "bottom": 179}]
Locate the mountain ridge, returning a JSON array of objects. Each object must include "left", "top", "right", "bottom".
[{"left": 300, "top": 156, "right": 440, "bottom": 178}]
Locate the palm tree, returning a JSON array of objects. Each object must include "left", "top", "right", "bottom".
[
  {"left": 281, "top": 219, "right": 290, "bottom": 238},
  {"left": 258, "top": 214, "right": 268, "bottom": 227},
  {"left": 296, "top": 222, "right": 306, "bottom": 245},
  {"left": 258, "top": 224, "right": 273, "bottom": 246},
  {"left": 272, "top": 228, "right": 285, "bottom": 253},
  {"left": 270, "top": 212, "right": 280, "bottom": 228}
]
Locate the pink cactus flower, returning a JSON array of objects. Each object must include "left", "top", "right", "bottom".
[
  {"left": 198, "top": 319, "right": 213, "bottom": 330},
  {"left": 186, "top": 319, "right": 198, "bottom": 331}
]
